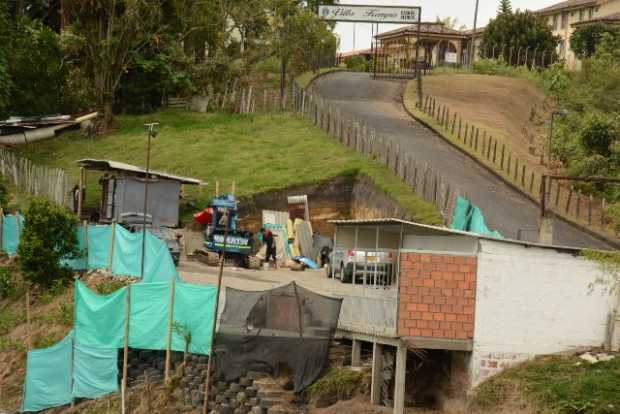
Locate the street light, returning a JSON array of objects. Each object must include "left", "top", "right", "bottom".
[{"left": 141, "top": 122, "right": 159, "bottom": 279}]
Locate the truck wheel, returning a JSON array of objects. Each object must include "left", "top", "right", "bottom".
[{"left": 247, "top": 256, "right": 261, "bottom": 270}]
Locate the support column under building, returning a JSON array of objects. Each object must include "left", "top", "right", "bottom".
[
  {"left": 351, "top": 339, "right": 362, "bottom": 367},
  {"left": 370, "top": 342, "right": 384, "bottom": 405},
  {"left": 393, "top": 344, "right": 407, "bottom": 414}
]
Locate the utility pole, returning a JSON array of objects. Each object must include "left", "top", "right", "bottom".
[
  {"left": 415, "top": 8, "right": 423, "bottom": 106},
  {"left": 141, "top": 122, "right": 158, "bottom": 279},
  {"left": 470, "top": 0, "right": 480, "bottom": 68}
]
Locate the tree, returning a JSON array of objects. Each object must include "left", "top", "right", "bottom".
[
  {"left": 497, "top": 0, "right": 512, "bottom": 15},
  {"left": 63, "top": 0, "right": 162, "bottom": 131},
  {"left": 481, "top": 10, "right": 558, "bottom": 65},
  {"left": 18, "top": 199, "right": 78, "bottom": 287},
  {"left": 571, "top": 23, "right": 620, "bottom": 59},
  {"left": 435, "top": 16, "right": 466, "bottom": 31}
]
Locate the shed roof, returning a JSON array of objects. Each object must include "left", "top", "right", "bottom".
[
  {"left": 77, "top": 159, "right": 202, "bottom": 185},
  {"left": 329, "top": 218, "right": 610, "bottom": 253}
]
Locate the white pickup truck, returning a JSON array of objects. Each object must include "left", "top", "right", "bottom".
[{"left": 330, "top": 249, "right": 395, "bottom": 285}]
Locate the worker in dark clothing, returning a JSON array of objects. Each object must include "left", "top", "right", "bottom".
[{"left": 260, "top": 227, "right": 277, "bottom": 269}]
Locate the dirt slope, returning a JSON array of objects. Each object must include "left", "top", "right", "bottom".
[{"left": 421, "top": 73, "right": 552, "bottom": 165}]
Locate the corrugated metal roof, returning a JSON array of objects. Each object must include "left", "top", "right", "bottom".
[
  {"left": 77, "top": 159, "right": 203, "bottom": 185},
  {"left": 329, "top": 218, "right": 607, "bottom": 253}
]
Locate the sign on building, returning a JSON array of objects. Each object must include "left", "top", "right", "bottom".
[
  {"left": 445, "top": 52, "right": 458, "bottom": 64},
  {"left": 319, "top": 4, "right": 420, "bottom": 24}
]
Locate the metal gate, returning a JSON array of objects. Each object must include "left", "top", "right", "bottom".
[{"left": 372, "top": 38, "right": 423, "bottom": 80}]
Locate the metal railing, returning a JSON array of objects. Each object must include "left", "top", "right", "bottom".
[{"left": 331, "top": 248, "right": 398, "bottom": 289}]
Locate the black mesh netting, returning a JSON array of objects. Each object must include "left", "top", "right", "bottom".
[{"left": 215, "top": 282, "right": 343, "bottom": 393}]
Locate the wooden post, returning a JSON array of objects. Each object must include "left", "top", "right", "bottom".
[
  {"left": 106, "top": 219, "right": 117, "bottom": 271},
  {"left": 77, "top": 167, "right": 84, "bottom": 219},
  {"left": 588, "top": 195, "right": 593, "bottom": 225},
  {"left": 602, "top": 199, "right": 606, "bottom": 227},
  {"left": 0, "top": 207, "right": 3, "bottom": 251},
  {"left": 500, "top": 145, "right": 505, "bottom": 171},
  {"left": 165, "top": 278, "right": 176, "bottom": 382},
  {"left": 215, "top": 181, "right": 220, "bottom": 197},
  {"left": 493, "top": 141, "right": 498, "bottom": 164},
  {"left": 451, "top": 113, "right": 457, "bottom": 134},
  {"left": 121, "top": 285, "right": 131, "bottom": 414},
  {"left": 565, "top": 188, "right": 573, "bottom": 214},
  {"left": 82, "top": 220, "right": 88, "bottom": 269},
  {"left": 25, "top": 288, "right": 32, "bottom": 350},
  {"left": 576, "top": 191, "right": 582, "bottom": 219},
  {"left": 530, "top": 172, "right": 535, "bottom": 193},
  {"left": 555, "top": 182, "right": 561, "bottom": 208},
  {"left": 474, "top": 129, "right": 479, "bottom": 152},
  {"left": 458, "top": 118, "right": 462, "bottom": 140},
  {"left": 507, "top": 153, "right": 511, "bottom": 176}
]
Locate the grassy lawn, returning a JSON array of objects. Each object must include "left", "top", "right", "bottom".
[
  {"left": 14, "top": 110, "right": 442, "bottom": 225},
  {"left": 295, "top": 67, "right": 345, "bottom": 89},
  {"left": 472, "top": 354, "right": 620, "bottom": 414}
]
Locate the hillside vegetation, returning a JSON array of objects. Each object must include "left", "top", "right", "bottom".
[
  {"left": 471, "top": 354, "right": 620, "bottom": 414},
  {"left": 14, "top": 110, "right": 442, "bottom": 225}
]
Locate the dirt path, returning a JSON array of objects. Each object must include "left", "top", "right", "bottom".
[{"left": 313, "top": 71, "right": 611, "bottom": 249}]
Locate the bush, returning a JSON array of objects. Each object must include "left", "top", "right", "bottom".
[
  {"left": 580, "top": 113, "right": 617, "bottom": 157},
  {"left": 307, "top": 368, "right": 364, "bottom": 404},
  {"left": 0, "top": 266, "right": 13, "bottom": 298},
  {"left": 344, "top": 55, "right": 368, "bottom": 72},
  {"left": 18, "top": 198, "right": 78, "bottom": 287}
]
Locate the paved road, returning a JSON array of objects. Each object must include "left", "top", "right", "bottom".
[{"left": 314, "top": 72, "right": 612, "bottom": 249}]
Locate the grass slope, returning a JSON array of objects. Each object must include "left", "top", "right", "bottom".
[
  {"left": 472, "top": 355, "right": 620, "bottom": 414},
  {"left": 15, "top": 110, "right": 442, "bottom": 225}
]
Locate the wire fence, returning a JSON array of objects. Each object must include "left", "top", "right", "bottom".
[
  {"left": 419, "top": 95, "right": 618, "bottom": 241},
  {"left": 0, "top": 147, "right": 73, "bottom": 209}
]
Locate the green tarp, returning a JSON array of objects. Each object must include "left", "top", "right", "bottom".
[
  {"left": 74, "top": 281, "right": 127, "bottom": 349},
  {"left": 450, "top": 196, "right": 503, "bottom": 239},
  {"left": 2, "top": 220, "right": 179, "bottom": 282},
  {"left": 74, "top": 280, "right": 216, "bottom": 354},
  {"left": 72, "top": 344, "right": 119, "bottom": 399},
  {"left": 22, "top": 331, "right": 73, "bottom": 412},
  {"left": 24, "top": 280, "right": 216, "bottom": 412},
  {"left": 22, "top": 330, "right": 119, "bottom": 412},
  {"left": 2, "top": 214, "right": 23, "bottom": 255}
]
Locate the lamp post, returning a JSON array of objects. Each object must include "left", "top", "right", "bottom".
[{"left": 141, "top": 122, "right": 158, "bottom": 279}]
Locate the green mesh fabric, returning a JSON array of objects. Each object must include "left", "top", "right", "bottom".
[
  {"left": 450, "top": 196, "right": 502, "bottom": 239},
  {"left": 1, "top": 214, "right": 23, "bottom": 255}
]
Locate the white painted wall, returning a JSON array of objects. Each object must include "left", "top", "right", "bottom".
[{"left": 471, "top": 239, "right": 618, "bottom": 386}]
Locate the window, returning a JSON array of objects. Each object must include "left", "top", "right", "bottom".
[
  {"left": 553, "top": 14, "right": 559, "bottom": 30},
  {"left": 589, "top": 7, "right": 595, "bottom": 19},
  {"left": 579, "top": 9, "right": 585, "bottom": 21},
  {"left": 561, "top": 12, "right": 568, "bottom": 29}
]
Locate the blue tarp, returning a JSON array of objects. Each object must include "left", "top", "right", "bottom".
[{"left": 450, "top": 196, "right": 503, "bottom": 239}]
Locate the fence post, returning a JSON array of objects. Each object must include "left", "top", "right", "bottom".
[
  {"left": 530, "top": 172, "right": 535, "bottom": 193},
  {"left": 165, "top": 277, "right": 176, "bottom": 382},
  {"left": 458, "top": 118, "right": 462, "bottom": 140},
  {"left": 451, "top": 113, "right": 457, "bottom": 135},
  {"left": 121, "top": 285, "right": 131, "bottom": 414},
  {"left": 565, "top": 188, "right": 573, "bottom": 214},
  {"left": 474, "top": 129, "right": 479, "bottom": 152},
  {"left": 576, "top": 190, "right": 582, "bottom": 219},
  {"left": 108, "top": 218, "right": 116, "bottom": 272},
  {"left": 521, "top": 165, "right": 526, "bottom": 187},
  {"left": 500, "top": 145, "right": 505, "bottom": 170},
  {"left": 588, "top": 195, "right": 593, "bottom": 225}
]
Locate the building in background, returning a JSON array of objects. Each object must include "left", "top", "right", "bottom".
[{"left": 535, "top": 0, "right": 620, "bottom": 70}]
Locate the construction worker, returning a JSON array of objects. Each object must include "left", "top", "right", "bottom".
[{"left": 260, "top": 227, "right": 277, "bottom": 269}]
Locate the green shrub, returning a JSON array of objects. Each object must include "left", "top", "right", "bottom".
[
  {"left": 580, "top": 113, "right": 617, "bottom": 156},
  {"left": 0, "top": 267, "right": 13, "bottom": 298},
  {"left": 344, "top": 55, "right": 368, "bottom": 72},
  {"left": 18, "top": 198, "right": 78, "bottom": 288},
  {"left": 307, "top": 368, "right": 364, "bottom": 402}
]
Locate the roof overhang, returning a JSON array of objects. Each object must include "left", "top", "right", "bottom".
[
  {"left": 329, "top": 218, "right": 608, "bottom": 253},
  {"left": 535, "top": 1, "right": 598, "bottom": 15},
  {"left": 77, "top": 159, "right": 203, "bottom": 185}
]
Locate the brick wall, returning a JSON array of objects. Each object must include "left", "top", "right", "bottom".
[{"left": 398, "top": 252, "right": 477, "bottom": 340}]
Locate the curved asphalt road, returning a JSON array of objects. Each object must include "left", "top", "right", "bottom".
[{"left": 315, "top": 71, "right": 611, "bottom": 249}]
